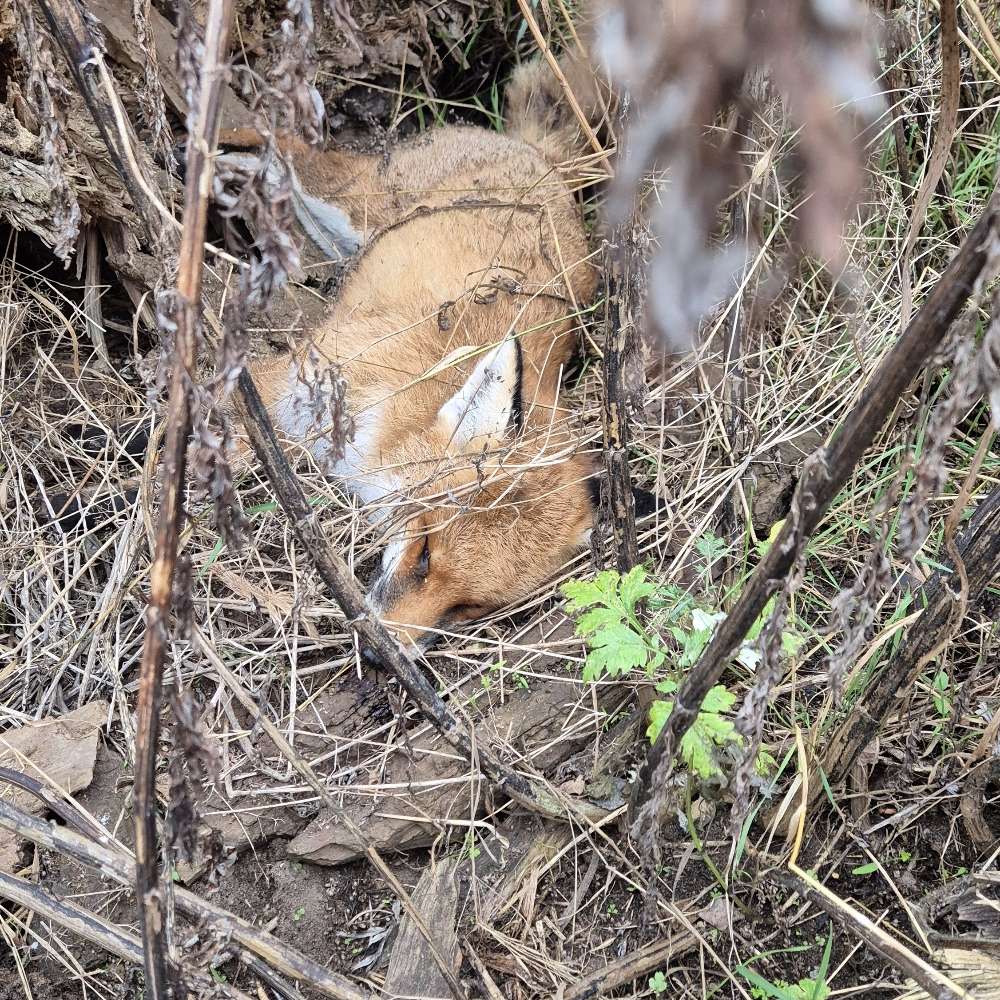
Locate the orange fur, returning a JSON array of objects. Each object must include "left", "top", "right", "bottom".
[{"left": 242, "top": 59, "right": 602, "bottom": 652}]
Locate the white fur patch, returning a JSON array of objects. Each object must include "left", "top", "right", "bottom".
[
  {"left": 293, "top": 188, "right": 362, "bottom": 260},
  {"left": 272, "top": 360, "right": 398, "bottom": 508},
  {"left": 437, "top": 339, "right": 519, "bottom": 447},
  {"left": 215, "top": 152, "right": 362, "bottom": 261},
  {"left": 366, "top": 534, "right": 408, "bottom": 614}
]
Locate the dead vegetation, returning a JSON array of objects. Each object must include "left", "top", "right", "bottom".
[{"left": 1, "top": 1, "right": 999, "bottom": 999}]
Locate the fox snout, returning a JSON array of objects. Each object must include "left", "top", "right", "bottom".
[{"left": 361, "top": 475, "right": 660, "bottom": 661}]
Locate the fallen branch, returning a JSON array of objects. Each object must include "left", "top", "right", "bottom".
[
  {"left": 776, "top": 867, "right": 973, "bottom": 1000},
  {"left": 629, "top": 189, "right": 1000, "bottom": 832},
  {"left": 0, "top": 868, "right": 253, "bottom": 1000},
  {"left": 563, "top": 929, "right": 698, "bottom": 1000},
  {"left": 0, "top": 795, "right": 369, "bottom": 1000}
]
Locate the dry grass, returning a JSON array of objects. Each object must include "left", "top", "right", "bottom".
[{"left": 1, "top": 1, "right": 999, "bottom": 998}]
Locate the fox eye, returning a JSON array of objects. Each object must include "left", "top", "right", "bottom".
[
  {"left": 415, "top": 535, "right": 431, "bottom": 579},
  {"left": 447, "top": 602, "right": 485, "bottom": 619}
]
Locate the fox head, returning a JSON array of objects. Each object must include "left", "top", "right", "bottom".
[{"left": 366, "top": 338, "right": 598, "bottom": 656}]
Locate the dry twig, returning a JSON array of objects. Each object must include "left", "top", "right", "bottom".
[
  {"left": 0, "top": 794, "right": 369, "bottom": 1000},
  {"left": 130, "top": 0, "right": 234, "bottom": 994},
  {"left": 630, "top": 190, "right": 1000, "bottom": 848}
]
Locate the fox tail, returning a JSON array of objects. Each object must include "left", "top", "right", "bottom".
[{"left": 504, "top": 41, "right": 609, "bottom": 167}]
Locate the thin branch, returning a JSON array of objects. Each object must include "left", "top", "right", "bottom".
[
  {"left": 629, "top": 190, "right": 1000, "bottom": 832},
  {"left": 35, "top": 0, "right": 156, "bottom": 245},
  {"left": 0, "top": 869, "right": 253, "bottom": 1000},
  {"left": 563, "top": 930, "right": 698, "bottom": 1000},
  {"left": 777, "top": 867, "right": 973, "bottom": 1000},
  {"left": 132, "top": 1, "right": 234, "bottom": 996},
  {"left": 0, "top": 795, "right": 369, "bottom": 1000}
]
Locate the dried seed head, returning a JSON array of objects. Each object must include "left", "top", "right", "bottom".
[
  {"left": 165, "top": 688, "right": 221, "bottom": 862},
  {"left": 292, "top": 349, "right": 355, "bottom": 469},
  {"left": 898, "top": 330, "right": 984, "bottom": 561},
  {"left": 215, "top": 151, "right": 303, "bottom": 314},
  {"left": 175, "top": 0, "right": 205, "bottom": 134},
  {"left": 597, "top": 0, "right": 882, "bottom": 349},
  {"left": 269, "top": 0, "right": 325, "bottom": 144},
  {"left": 190, "top": 386, "right": 246, "bottom": 549},
  {"left": 980, "top": 290, "right": 1000, "bottom": 432},
  {"left": 824, "top": 527, "right": 892, "bottom": 697},
  {"left": 171, "top": 552, "right": 195, "bottom": 641}
]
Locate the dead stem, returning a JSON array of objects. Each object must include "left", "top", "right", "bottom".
[
  {"left": 630, "top": 191, "right": 1000, "bottom": 847},
  {"left": 131, "top": 1, "right": 234, "bottom": 995}
]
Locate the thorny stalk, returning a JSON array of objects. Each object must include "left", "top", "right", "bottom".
[
  {"left": 628, "top": 192, "right": 1000, "bottom": 862},
  {"left": 132, "top": 0, "right": 234, "bottom": 996},
  {"left": 598, "top": 93, "right": 646, "bottom": 572}
]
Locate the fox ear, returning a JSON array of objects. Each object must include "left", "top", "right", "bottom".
[{"left": 437, "top": 338, "right": 523, "bottom": 447}]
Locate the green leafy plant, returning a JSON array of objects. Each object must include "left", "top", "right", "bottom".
[
  {"left": 647, "top": 682, "right": 741, "bottom": 779},
  {"left": 931, "top": 669, "right": 951, "bottom": 718},
  {"left": 462, "top": 832, "right": 481, "bottom": 861},
  {"left": 648, "top": 970, "right": 668, "bottom": 994},
  {"left": 562, "top": 566, "right": 662, "bottom": 681},
  {"left": 562, "top": 553, "right": 800, "bottom": 781},
  {"left": 737, "top": 929, "right": 833, "bottom": 1000}
]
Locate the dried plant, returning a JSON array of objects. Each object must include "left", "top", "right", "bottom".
[
  {"left": 191, "top": 391, "right": 244, "bottom": 548},
  {"left": 13, "top": 0, "right": 81, "bottom": 262},
  {"left": 171, "top": 552, "right": 195, "bottom": 640},
  {"left": 730, "top": 585, "right": 790, "bottom": 825},
  {"left": 214, "top": 151, "right": 303, "bottom": 314},
  {"left": 595, "top": 0, "right": 883, "bottom": 350},
  {"left": 980, "top": 288, "right": 1000, "bottom": 431},
  {"left": 292, "top": 348, "right": 355, "bottom": 471},
  {"left": 132, "top": 0, "right": 175, "bottom": 171},
  {"left": 175, "top": 0, "right": 205, "bottom": 133},
  {"left": 150, "top": 285, "right": 182, "bottom": 405},
  {"left": 897, "top": 332, "right": 983, "bottom": 561},
  {"left": 269, "top": 0, "right": 325, "bottom": 143},
  {"left": 824, "top": 523, "right": 892, "bottom": 697},
  {"left": 165, "top": 687, "right": 221, "bottom": 861}
]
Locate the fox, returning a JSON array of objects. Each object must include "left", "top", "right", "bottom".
[
  {"left": 226, "top": 55, "right": 615, "bottom": 656},
  {"left": 45, "top": 53, "right": 655, "bottom": 655}
]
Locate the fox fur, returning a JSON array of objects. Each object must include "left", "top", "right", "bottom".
[{"left": 224, "top": 55, "right": 615, "bottom": 654}]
